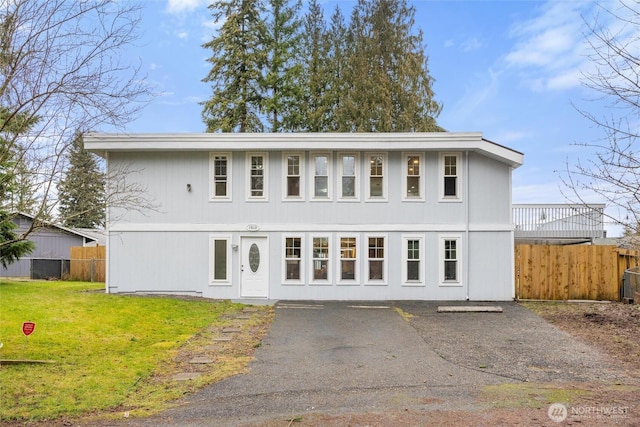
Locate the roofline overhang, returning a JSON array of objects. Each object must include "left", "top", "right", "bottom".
[{"left": 85, "top": 132, "right": 524, "bottom": 168}]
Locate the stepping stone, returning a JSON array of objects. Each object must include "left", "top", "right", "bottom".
[
  {"left": 234, "top": 315, "right": 252, "bottom": 319},
  {"left": 437, "top": 306, "right": 503, "bottom": 313},
  {"left": 173, "top": 372, "right": 201, "bottom": 381},
  {"left": 212, "top": 336, "right": 232, "bottom": 342},
  {"left": 203, "top": 345, "right": 218, "bottom": 351},
  {"left": 189, "top": 357, "right": 214, "bottom": 364},
  {"left": 222, "top": 327, "right": 242, "bottom": 333},
  {"left": 243, "top": 307, "right": 259, "bottom": 312}
]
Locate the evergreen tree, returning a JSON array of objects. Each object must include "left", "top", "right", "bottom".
[
  {"left": 325, "top": 6, "right": 348, "bottom": 131},
  {"left": 262, "top": 0, "right": 303, "bottom": 132},
  {"left": 57, "top": 133, "right": 105, "bottom": 228},
  {"left": 0, "top": 108, "right": 37, "bottom": 265},
  {"left": 203, "top": 0, "right": 442, "bottom": 132},
  {"left": 202, "top": 0, "right": 266, "bottom": 132},
  {"left": 300, "top": 0, "right": 329, "bottom": 131},
  {"left": 341, "top": 0, "right": 442, "bottom": 132}
]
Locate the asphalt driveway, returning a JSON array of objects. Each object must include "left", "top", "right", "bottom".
[{"left": 124, "top": 301, "right": 624, "bottom": 426}]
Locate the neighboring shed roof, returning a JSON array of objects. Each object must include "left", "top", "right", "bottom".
[
  {"left": 13, "top": 213, "right": 105, "bottom": 245},
  {"left": 84, "top": 132, "right": 524, "bottom": 168}
]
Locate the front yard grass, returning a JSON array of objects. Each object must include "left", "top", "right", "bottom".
[{"left": 0, "top": 280, "right": 270, "bottom": 422}]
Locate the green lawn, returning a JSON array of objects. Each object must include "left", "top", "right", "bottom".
[{"left": 0, "top": 280, "right": 258, "bottom": 422}]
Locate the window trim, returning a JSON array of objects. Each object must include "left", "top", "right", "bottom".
[
  {"left": 439, "top": 234, "right": 462, "bottom": 286},
  {"left": 209, "top": 234, "right": 232, "bottom": 284},
  {"left": 365, "top": 153, "right": 388, "bottom": 202},
  {"left": 310, "top": 234, "right": 332, "bottom": 285},
  {"left": 337, "top": 152, "right": 359, "bottom": 201},
  {"left": 282, "top": 234, "right": 304, "bottom": 285},
  {"left": 365, "top": 233, "right": 388, "bottom": 285},
  {"left": 209, "top": 153, "right": 232, "bottom": 201},
  {"left": 246, "top": 152, "right": 268, "bottom": 201},
  {"left": 440, "top": 152, "right": 461, "bottom": 202},
  {"left": 402, "top": 153, "right": 425, "bottom": 201},
  {"left": 310, "top": 152, "right": 332, "bottom": 201},
  {"left": 337, "top": 234, "right": 359, "bottom": 285},
  {"left": 282, "top": 152, "right": 305, "bottom": 201},
  {"left": 402, "top": 234, "right": 425, "bottom": 286}
]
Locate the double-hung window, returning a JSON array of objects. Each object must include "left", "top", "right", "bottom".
[
  {"left": 247, "top": 153, "right": 268, "bottom": 200},
  {"left": 366, "top": 236, "right": 386, "bottom": 283},
  {"left": 210, "top": 153, "right": 231, "bottom": 200},
  {"left": 312, "top": 153, "right": 331, "bottom": 200},
  {"left": 284, "top": 236, "right": 302, "bottom": 282},
  {"left": 440, "top": 235, "right": 461, "bottom": 285},
  {"left": 404, "top": 153, "right": 423, "bottom": 200},
  {"left": 366, "top": 153, "right": 387, "bottom": 201},
  {"left": 311, "top": 236, "right": 330, "bottom": 281},
  {"left": 441, "top": 153, "right": 459, "bottom": 200},
  {"left": 284, "top": 153, "right": 304, "bottom": 199},
  {"left": 339, "top": 153, "right": 358, "bottom": 200},
  {"left": 339, "top": 236, "right": 357, "bottom": 282},
  {"left": 408, "top": 240, "right": 420, "bottom": 280}
]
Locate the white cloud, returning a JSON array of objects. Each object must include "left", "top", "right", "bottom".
[
  {"left": 460, "top": 37, "right": 483, "bottom": 52},
  {"left": 503, "top": 0, "right": 596, "bottom": 92},
  {"left": 165, "top": 0, "right": 207, "bottom": 15},
  {"left": 493, "top": 130, "right": 530, "bottom": 144}
]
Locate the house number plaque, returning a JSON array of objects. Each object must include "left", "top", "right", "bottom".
[
  {"left": 246, "top": 223, "right": 260, "bottom": 232},
  {"left": 249, "top": 244, "right": 260, "bottom": 272}
]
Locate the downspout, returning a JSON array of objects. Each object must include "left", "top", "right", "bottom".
[
  {"left": 465, "top": 151, "right": 470, "bottom": 300},
  {"left": 105, "top": 151, "right": 110, "bottom": 294}
]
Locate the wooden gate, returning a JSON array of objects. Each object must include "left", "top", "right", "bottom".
[
  {"left": 69, "top": 246, "right": 106, "bottom": 282},
  {"left": 515, "top": 244, "right": 640, "bottom": 301}
]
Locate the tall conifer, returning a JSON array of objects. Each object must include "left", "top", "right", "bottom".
[
  {"left": 57, "top": 133, "right": 105, "bottom": 228},
  {"left": 202, "top": 0, "right": 266, "bottom": 132}
]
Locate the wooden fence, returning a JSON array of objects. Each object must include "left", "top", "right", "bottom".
[
  {"left": 69, "top": 246, "right": 106, "bottom": 282},
  {"left": 515, "top": 244, "right": 640, "bottom": 301}
]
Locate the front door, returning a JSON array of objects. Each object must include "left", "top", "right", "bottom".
[{"left": 240, "top": 236, "right": 269, "bottom": 298}]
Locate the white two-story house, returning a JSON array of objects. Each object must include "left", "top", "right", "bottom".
[{"left": 85, "top": 132, "right": 523, "bottom": 301}]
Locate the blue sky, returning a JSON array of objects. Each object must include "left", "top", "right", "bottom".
[{"left": 120, "top": 0, "right": 627, "bottom": 235}]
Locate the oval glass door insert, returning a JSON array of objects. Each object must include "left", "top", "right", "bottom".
[{"left": 249, "top": 243, "right": 260, "bottom": 272}]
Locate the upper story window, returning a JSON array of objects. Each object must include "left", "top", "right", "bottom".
[
  {"left": 339, "top": 153, "right": 358, "bottom": 200},
  {"left": 403, "top": 153, "right": 424, "bottom": 201},
  {"left": 441, "top": 153, "right": 459, "bottom": 200},
  {"left": 210, "top": 153, "right": 231, "bottom": 201},
  {"left": 312, "top": 153, "right": 331, "bottom": 200},
  {"left": 366, "top": 153, "right": 387, "bottom": 201},
  {"left": 284, "top": 153, "right": 304, "bottom": 200},
  {"left": 247, "top": 153, "right": 268, "bottom": 200}
]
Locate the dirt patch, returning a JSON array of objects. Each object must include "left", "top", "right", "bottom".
[{"left": 523, "top": 301, "right": 640, "bottom": 371}]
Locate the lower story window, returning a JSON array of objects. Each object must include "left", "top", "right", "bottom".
[
  {"left": 444, "top": 238, "right": 458, "bottom": 281},
  {"left": 285, "top": 237, "right": 301, "bottom": 280},
  {"left": 368, "top": 237, "right": 385, "bottom": 281},
  {"left": 340, "top": 237, "right": 357, "bottom": 280},
  {"left": 407, "top": 239, "right": 420, "bottom": 281},
  {"left": 312, "top": 237, "right": 329, "bottom": 280},
  {"left": 210, "top": 236, "right": 230, "bottom": 283}
]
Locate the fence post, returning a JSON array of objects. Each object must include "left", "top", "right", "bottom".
[{"left": 90, "top": 258, "right": 95, "bottom": 283}]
